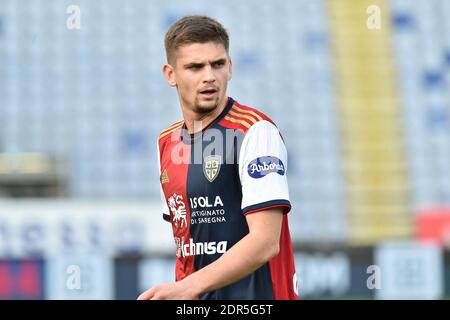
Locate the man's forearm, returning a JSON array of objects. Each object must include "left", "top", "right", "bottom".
[{"left": 180, "top": 230, "right": 279, "bottom": 297}]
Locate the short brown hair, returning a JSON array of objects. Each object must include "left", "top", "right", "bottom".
[{"left": 164, "top": 15, "right": 230, "bottom": 64}]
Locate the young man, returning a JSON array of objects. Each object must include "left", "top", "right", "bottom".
[{"left": 138, "top": 15, "right": 298, "bottom": 300}]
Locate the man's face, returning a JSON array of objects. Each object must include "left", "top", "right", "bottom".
[{"left": 164, "top": 42, "right": 232, "bottom": 114}]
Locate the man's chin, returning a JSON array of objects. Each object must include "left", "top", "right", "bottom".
[{"left": 195, "top": 101, "right": 219, "bottom": 113}]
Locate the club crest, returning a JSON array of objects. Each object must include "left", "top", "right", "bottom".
[{"left": 203, "top": 155, "right": 222, "bottom": 182}]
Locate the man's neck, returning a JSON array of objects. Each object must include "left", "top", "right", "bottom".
[{"left": 182, "top": 97, "right": 228, "bottom": 134}]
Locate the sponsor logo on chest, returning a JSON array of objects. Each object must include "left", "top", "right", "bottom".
[
  {"left": 190, "top": 196, "right": 224, "bottom": 208},
  {"left": 189, "top": 196, "right": 226, "bottom": 225}
]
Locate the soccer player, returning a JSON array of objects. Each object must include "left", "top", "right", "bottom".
[{"left": 138, "top": 15, "right": 298, "bottom": 300}]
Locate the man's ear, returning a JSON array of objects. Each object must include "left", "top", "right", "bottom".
[
  {"left": 227, "top": 56, "right": 233, "bottom": 81},
  {"left": 163, "top": 64, "right": 177, "bottom": 87}
]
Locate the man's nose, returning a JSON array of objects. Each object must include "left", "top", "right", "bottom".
[{"left": 203, "top": 65, "right": 216, "bottom": 83}]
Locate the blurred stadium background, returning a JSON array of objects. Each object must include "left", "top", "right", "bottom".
[{"left": 1, "top": 0, "right": 450, "bottom": 299}]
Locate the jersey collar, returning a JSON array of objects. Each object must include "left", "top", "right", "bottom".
[{"left": 180, "top": 97, "right": 234, "bottom": 145}]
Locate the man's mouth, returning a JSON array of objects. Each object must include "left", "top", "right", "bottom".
[{"left": 199, "top": 88, "right": 218, "bottom": 98}]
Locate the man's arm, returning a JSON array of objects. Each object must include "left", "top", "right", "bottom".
[{"left": 137, "top": 208, "right": 283, "bottom": 300}]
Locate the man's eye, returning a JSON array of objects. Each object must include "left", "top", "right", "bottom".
[{"left": 214, "top": 62, "right": 225, "bottom": 67}]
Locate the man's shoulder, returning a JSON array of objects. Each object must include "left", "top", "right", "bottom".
[
  {"left": 158, "top": 119, "right": 184, "bottom": 142},
  {"left": 219, "top": 100, "right": 277, "bottom": 134}
]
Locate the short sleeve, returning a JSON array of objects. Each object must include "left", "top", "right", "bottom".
[{"left": 238, "top": 120, "right": 292, "bottom": 215}]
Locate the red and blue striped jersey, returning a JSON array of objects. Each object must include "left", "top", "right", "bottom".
[{"left": 157, "top": 97, "right": 298, "bottom": 300}]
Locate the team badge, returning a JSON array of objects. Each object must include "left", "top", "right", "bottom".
[
  {"left": 203, "top": 155, "right": 222, "bottom": 183},
  {"left": 168, "top": 193, "right": 187, "bottom": 229}
]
